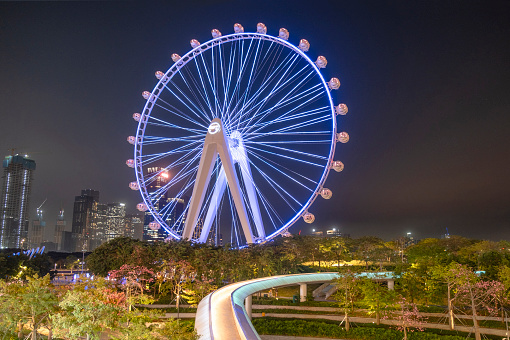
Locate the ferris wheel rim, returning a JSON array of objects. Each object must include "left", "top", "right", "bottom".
[{"left": 134, "top": 29, "right": 339, "bottom": 243}]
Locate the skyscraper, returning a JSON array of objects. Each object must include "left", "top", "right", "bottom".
[
  {"left": 28, "top": 203, "right": 46, "bottom": 249},
  {"left": 54, "top": 208, "right": 70, "bottom": 251},
  {"left": 71, "top": 189, "right": 99, "bottom": 252},
  {"left": 104, "top": 203, "right": 126, "bottom": 242},
  {"left": 143, "top": 167, "right": 170, "bottom": 243},
  {"left": 0, "top": 154, "right": 36, "bottom": 249},
  {"left": 125, "top": 213, "right": 143, "bottom": 240}
]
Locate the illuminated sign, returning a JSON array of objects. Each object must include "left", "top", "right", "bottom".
[{"left": 208, "top": 122, "right": 221, "bottom": 134}]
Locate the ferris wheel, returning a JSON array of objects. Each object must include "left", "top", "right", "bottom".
[{"left": 127, "top": 23, "right": 349, "bottom": 247}]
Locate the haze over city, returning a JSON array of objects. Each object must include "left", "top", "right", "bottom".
[{"left": 1, "top": 0, "right": 509, "bottom": 241}]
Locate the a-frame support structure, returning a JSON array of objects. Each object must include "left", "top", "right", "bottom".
[{"left": 182, "top": 118, "right": 264, "bottom": 244}]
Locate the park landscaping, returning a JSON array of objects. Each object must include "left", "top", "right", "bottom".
[{"left": 2, "top": 234, "right": 510, "bottom": 339}]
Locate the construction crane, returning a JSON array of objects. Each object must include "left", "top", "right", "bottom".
[{"left": 37, "top": 198, "right": 47, "bottom": 220}]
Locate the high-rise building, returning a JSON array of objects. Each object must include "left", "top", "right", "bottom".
[
  {"left": 125, "top": 213, "right": 143, "bottom": 240},
  {"left": 71, "top": 189, "right": 99, "bottom": 252},
  {"left": 0, "top": 154, "right": 36, "bottom": 249},
  {"left": 28, "top": 204, "right": 46, "bottom": 249},
  {"left": 104, "top": 203, "right": 126, "bottom": 242},
  {"left": 143, "top": 167, "right": 171, "bottom": 243},
  {"left": 93, "top": 203, "right": 107, "bottom": 249},
  {"left": 54, "top": 208, "right": 70, "bottom": 251}
]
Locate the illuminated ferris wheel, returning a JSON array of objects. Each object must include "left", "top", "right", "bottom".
[{"left": 127, "top": 23, "right": 349, "bottom": 247}]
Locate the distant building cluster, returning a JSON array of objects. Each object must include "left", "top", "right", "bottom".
[
  {"left": 68, "top": 189, "right": 143, "bottom": 252},
  {"left": 142, "top": 166, "right": 221, "bottom": 246},
  {"left": 0, "top": 154, "right": 221, "bottom": 253},
  {"left": 0, "top": 153, "right": 145, "bottom": 252},
  {"left": 310, "top": 227, "right": 350, "bottom": 238}
]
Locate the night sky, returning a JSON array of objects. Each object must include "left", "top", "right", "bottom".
[{"left": 1, "top": 1, "right": 509, "bottom": 241}]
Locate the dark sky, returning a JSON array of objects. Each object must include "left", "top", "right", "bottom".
[{"left": 1, "top": 0, "right": 509, "bottom": 241}]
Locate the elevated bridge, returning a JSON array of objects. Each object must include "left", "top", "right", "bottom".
[{"left": 194, "top": 272, "right": 396, "bottom": 340}]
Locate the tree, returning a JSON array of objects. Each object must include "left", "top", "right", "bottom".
[
  {"left": 181, "top": 276, "right": 217, "bottom": 307},
  {"left": 86, "top": 237, "right": 152, "bottom": 276},
  {"left": 456, "top": 279, "right": 507, "bottom": 340},
  {"left": 333, "top": 269, "right": 361, "bottom": 331},
  {"left": 359, "top": 276, "right": 396, "bottom": 325},
  {"left": 431, "top": 262, "right": 507, "bottom": 340},
  {"left": 156, "top": 318, "right": 199, "bottom": 340},
  {"left": 155, "top": 260, "right": 195, "bottom": 316},
  {"left": 52, "top": 283, "right": 124, "bottom": 340},
  {"left": 394, "top": 296, "right": 426, "bottom": 340},
  {"left": 498, "top": 265, "right": 510, "bottom": 299},
  {"left": 352, "top": 236, "right": 386, "bottom": 270},
  {"left": 0, "top": 274, "right": 58, "bottom": 340},
  {"left": 430, "top": 262, "right": 473, "bottom": 330},
  {"left": 108, "top": 264, "right": 155, "bottom": 311}
]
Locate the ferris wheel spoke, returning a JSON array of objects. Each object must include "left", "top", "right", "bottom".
[
  {"left": 191, "top": 55, "right": 216, "bottom": 119},
  {"left": 151, "top": 94, "right": 207, "bottom": 128},
  {"left": 154, "top": 93, "right": 209, "bottom": 128},
  {"left": 233, "top": 39, "right": 263, "bottom": 132},
  {"left": 163, "top": 74, "right": 216, "bottom": 124},
  {"left": 247, "top": 149, "right": 317, "bottom": 194},
  {"left": 245, "top": 143, "right": 326, "bottom": 168},
  {"left": 247, "top": 106, "right": 329, "bottom": 132},
  {"left": 246, "top": 81, "right": 323, "bottom": 126},
  {"left": 222, "top": 39, "right": 242, "bottom": 125},
  {"left": 144, "top": 146, "right": 201, "bottom": 186},
  {"left": 142, "top": 135, "right": 202, "bottom": 145},
  {"left": 198, "top": 52, "right": 225, "bottom": 118},
  {"left": 249, "top": 148, "right": 320, "bottom": 187},
  {"left": 238, "top": 70, "right": 316, "bottom": 134},
  {"left": 245, "top": 102, "right": 328, "bottom": 135},
  {"left": 149, "top": 156, "right": 200, "bottom": 198},
  {"left": 140, "top": 145, "right": 199, "bottom": 165},
  {"left": 239, "top": 51, "right": 308, "bottom": 118},
  {"left": 140, "top": 143, "right": 199, "bottom": 161},
  {"left": 226, "top": 39, "right": 272, "bottom": 123},
  {"left": 228, "top": 46, "right": 297, "bottom": 121},
  {"left": 146, "top": 121, "right": 203, "bottom": 135},
  {"left": 210, "top": 45, "right": 219, "bottom": 118},
  {"left": 249, "top": 114, "right": 332, "bottom": 139},
  {"left": 249, "top": 138, "right": 330, "bottom": 145},
  {"left": 243, "top": 77, "right": 322, "bottom": 135},
  {"left": 220, "top": 41, "right": 236, "bottom": 119},
  {"left": 218, "top": 40, "right": 234, "bottom": 119},
  {"left": 231, "top": 52, "right": 302, "bottom": 126},
  {"left": 248, "top": 158, "right": 302, "bottom": 209},
  {"left": 179, "top": 67, "right": 216, "bottom": 121},
  {"left": 223, "top": 39, "right": 262, "bottom": 128},
  {"left": 247, "top": 172, "right": 284, "bottom": 230}
]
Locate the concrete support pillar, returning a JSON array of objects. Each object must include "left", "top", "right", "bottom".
[
  {"left": 300, "top": 283, "right": 307, "bottom": 302},
  {"left": 245, "top": 294, "right": 252, "bottom": 320},
  {"left": 387, "top": 279, "right": 395, "bottom": 290}
]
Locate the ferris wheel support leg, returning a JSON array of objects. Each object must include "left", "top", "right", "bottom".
[
  {"left": 238, "top": 154, "right": 265, "bottom": 240},
  {"left": 199, "top": 167, "right": 227, "bottom": 243},
  {"left": 182, "top": 144, "right": 219, "bottom": 240}
]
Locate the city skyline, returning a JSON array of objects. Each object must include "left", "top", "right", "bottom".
[{"left": 1, "top": 1, "right": 509, "bottom": 241}]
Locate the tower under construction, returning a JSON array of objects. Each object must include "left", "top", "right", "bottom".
[{"left": 0, "top": 154, "right": 36, "bottom": 249}]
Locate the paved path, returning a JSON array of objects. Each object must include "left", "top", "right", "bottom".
[
  {"left": 164, "top": 311, "right": 510, "bottom": 338},
  {"left": 260, "top": 336, "right": 346, "bottom": 340}
]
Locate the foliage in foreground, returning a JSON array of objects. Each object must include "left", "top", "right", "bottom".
[{"left": 252, "top": 318, "right": 493, "bottom": 340}]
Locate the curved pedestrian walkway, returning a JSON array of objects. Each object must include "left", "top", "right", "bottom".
[{"left": 195, "top": 273, "right": 340, "bottom": 340}]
